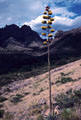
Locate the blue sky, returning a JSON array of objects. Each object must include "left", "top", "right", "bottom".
[{"left": 0, "top": 0, "right": 81, "bottom": 33}]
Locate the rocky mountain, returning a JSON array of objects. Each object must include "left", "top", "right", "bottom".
[{"left": 0, "top": 25, "right": 81, "bottom": 74}]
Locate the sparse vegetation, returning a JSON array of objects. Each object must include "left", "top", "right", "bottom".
[
  {"left": 61, "top": 108, "right": 80, "bottom": 120},
  {"left": 60, "top": 77, "right": 74, "bottom": 84},
  {"left": 55, "top": 93, "right": 74, "bottom": 108},
  {"left": 0, "top": 96, "right": 7, "bottom": 102},
  {"left": 60, "top": 71, "right": 73, "bottom": 76},
  {"left": 37, "top": 114, "right": 44, "bottom": 120},
  {"left": 33, "top": 92, "right": 40, "bottom": 96},
  {"left": 0, "top": 109, "right": 4, "bottom": 118},
  {"left": 39, "top": 88, "right": 44, "bottom": 93},
  {"left": 10, "top": 94, "right": 24, "bottom": 104},
  {"left": 4, "top": 112, "right": 14, "bottom": 120},
  {"left": 24, "top": 92, "right": 30, "bottom": 96},
  {"left": 55, "top": 89, "right": 81, "bottom": 109},
  {"left": 0, "top": 104, "right": 3, "bottom": 108},
  {"left": 56, "top": 77, "right": 74, "bottom": 84}
]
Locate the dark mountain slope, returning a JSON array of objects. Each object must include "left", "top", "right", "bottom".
[{"left": 0, "top": 25, "right": 81, "bottom": 74}]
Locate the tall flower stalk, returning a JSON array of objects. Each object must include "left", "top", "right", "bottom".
[{"left": 41, "top": 6, "right": 55, "bottom": 115}]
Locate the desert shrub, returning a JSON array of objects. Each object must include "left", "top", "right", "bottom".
[
  {"left": 61, "top": 72, "right": 72, "bottom": 76},
  {"left": 39, "top": 88, "right": 44, "bottom": 93},
  {"left": 31, "top": 107, "right": 42, "bottom": 116},
  {"left": 0, "top": 96, "right": 7, "bottom": 102},
  {"left": 55, "top": 93, "right": 74, "bottom": 108},
  {"left": 37, "top": 114, "right": 44, "bottom": 120},
  {"left": 0, "top": 104, "right": 3, "bottom": 108},
  {"left": 44, "top": 104, "right": 49, "bottom": 111},
  {"left": 4, "top": 112, "right": 14, "bottom": 120},
  {"left": 24, "top": 92, "right": 30, "bottom": 96},
  {"left": 0, "top": 109, "right": 4, "bottom": 118},
  {"left": 45, "top": 115, "right": 55, "bottom": 120},
  {"left": 60, "top": 72, "right": 65, "bottom": 76},
  {"left": 10, "top": 94, "right": 24, "bottom": 104},
  {"left": 55, "top": 89, "right": 81, "bottom": 110},
  {"left": 60, "top": 77, "right": 74, "bottom": 84},
  {"left": 61, "top": 108, "right": 80, "bottom": 120},
  {"left": 56, "top": 77, "right": 74, "bottom": 84},
  {"left": 74, "top": 89, "right": 81, "bottom": 98}
]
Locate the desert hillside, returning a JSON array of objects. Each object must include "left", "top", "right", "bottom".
[{"left": 0, "top": 59, "right": 81, "bottom": 120}]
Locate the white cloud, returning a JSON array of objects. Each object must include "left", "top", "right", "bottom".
[
  {"left": 23, "top": 14, "right": 81, "bottom": 33},
  {"left": 52, "top": 7, "right": 76, "bottom": 17},
  {"left": 54, "top": 16, "right": 73, "bottom": 26},
  {"left": 24, "top": 15, "right": 43, "bottom": 29},
  {"left": 23, "top": 7, "right": 76, "bottom": 29}
]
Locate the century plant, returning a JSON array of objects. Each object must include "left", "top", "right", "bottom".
[{"left": 41, "top": 6, "right": 55, "bottom": 115}]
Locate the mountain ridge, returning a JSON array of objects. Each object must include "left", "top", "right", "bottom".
[{"left": 0, "top": 24, "right": 81, "bottom": 74}]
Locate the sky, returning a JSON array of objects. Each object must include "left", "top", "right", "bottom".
[{"left": 0, "top": 0, "right": 81, "bottom": 34}]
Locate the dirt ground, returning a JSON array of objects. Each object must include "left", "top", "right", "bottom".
[{"left": 0, "top": 59, "right": 81, "bottom": 120}]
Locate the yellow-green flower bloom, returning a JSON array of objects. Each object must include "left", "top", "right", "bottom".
[
  {"left": 43, "top": 15, "right": 50, "bottom": 19},
  {"left": 42, "top": 20, "right": 47, "bottom": 24},
  {"left": 50, "top": 18, "right": 54, "bottom": 21},
  {"left": 41, "top": 26, "right": 47, "bottom": 30},
  {"left": 47, "top": 25, "right": 52, "bottom": 29},
  {"left": 47, "top": 39, "right": 49, "bottom": 42},
  {"left": 48, "top": 33, "right": 53, "bottom": 37},
  {"left": 43, "top": 41, "right": 47, "bottom": 45},
  {"left": 50, "top": 29, "right": 55, "bottom": 32},
  {"left": 48, "top": 10, "right": 52, "bottom": 15},
  {"left": 42, "top": 33, "right": 46, "bottom": 36},
  {"left": 48, "top": 21, "right": 52, "bottom": 24},
  {"left": 44, "top": 11, "right": 47, "bottom": 14}
]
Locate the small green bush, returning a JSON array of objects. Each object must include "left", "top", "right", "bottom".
[
  {"left": 0, "top": 96, "right": 7, "bottom": 102},
  {"left": 39, "top": 88, "right": 44, "bottom": 93},
  {"left": 0, "top": 104, "right": 3, "bottom": 108},
  {"left": 56, "top": 77, "right": 74, "bottom": 84},
  {"left": 74, "top": 89, "right": 81, "bottom": 98},
  {"left": 61, "top": 108, "right": 80, "bottom": 120},
  {"left": 37, "top": 114, "right": 44, "bottom": 120},
  {"left": 10, "top": 94, "right": 24, "bottom": 104},
  {"left": 55, "top": 93, "right": 74, "bottom": 108},
  {"left": 45, "top": 115, "right": 55, "bottom": 120},
  {"left": 0, "top": 109, "right": 4, "bottom": 118},
  {"left": 4, "top": 112, "right": 14, "bottom": 120},
  {"left": 60, "top": 77, "right": 74, "bottom": 84}
]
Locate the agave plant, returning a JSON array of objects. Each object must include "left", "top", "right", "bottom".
[{"left": 41, "top": 6, "right": 55, "bottom": 115}]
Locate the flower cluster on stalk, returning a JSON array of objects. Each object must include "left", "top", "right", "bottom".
[{"left": 41, "top": 6, "right": 55, "bottom": 45}]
